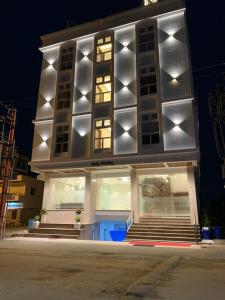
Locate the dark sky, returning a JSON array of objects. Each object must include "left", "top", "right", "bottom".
[{"left": 0, "top": 0, "right": 225, "bottom": 200}]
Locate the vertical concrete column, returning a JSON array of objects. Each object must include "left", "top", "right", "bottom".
[
  {"left": 187, "top": 166, "right": 199, "bottom": 225},
  {"left": 82, "top": 173, "right": 95, "bottom": 224},
  {"left": 131, "top": 169, "right": 140, "bottom": 222},
  {"left": 41, "top": 179, "right": 50, "bottom": 223}
]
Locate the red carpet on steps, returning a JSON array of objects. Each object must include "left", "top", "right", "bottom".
[{"left": 129, "top": 241, "right": 192, "bottom": 247}]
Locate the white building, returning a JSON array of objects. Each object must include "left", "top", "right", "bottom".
[{"left": 31, "top": 0, "right": 199, "bottom": 240}]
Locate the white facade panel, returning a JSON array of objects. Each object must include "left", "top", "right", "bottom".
[
  {"left": 158, "top": 11, "right": 192, "bottom": 101},
  {"left": 32, "top": 121, "right": 53, "bottom": 161},
  {"left": 36, "top": 47, "right": 60, "bottom": 119},
  {"left": 72, "top": 114, "right": 91, "bottom": 158},
  {"left": 114, "top": 26, "right": 137, "bottom": 108},
  {"left": 73, "top": 38, "right": 94, "bottom": 114},
  {"left": 114, "top": 108, "right": 137, "bottom": 155},
  {"left": 162, "top": 100, "right": 196, "bottom": 151}
]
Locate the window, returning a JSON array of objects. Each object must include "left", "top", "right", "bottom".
[
  {"left": 60, "top": 47, "right": 74, "bottom": 71},
  {"left": 55, "top": 125, "right": 69, "bottom": 154},
  {"left": 57, "top": 83, "right": 71, "bottom": 110},
  {"left": 139, "top": 26, "right": 155, "bottom": 52},
  {"left": 141, "top": 112, "right": 160, "bottom": 145},
  {"left": 94, "top": 119, "right": 111, "bottom": 150},
  {"left": 144, "top": 0, "right": 158, "bottom": 5},
  {"left": 30, "top": 187, "right": 35, "bottom": 196},
  {"left": 95, "top": 75, "right": 112, "bottom": 103},
  {"left": 96, "top": 36, "right": 112, "bottom": 62},
  {"left": 11, "top": 210, "right": 17, "bottom": 220},
  {"left": 140, "top": 65, "right": 157, "bottom": 96}
]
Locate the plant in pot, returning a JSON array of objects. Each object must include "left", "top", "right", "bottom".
[
  {"left": 40, "top": 209, "right": 48, "bottom": 224},
  {"left": 74, "top": 209, "right": 82, "bottom": 229},
  {"left": 33, "top": 215, "right": 40, "bottom": 229}
]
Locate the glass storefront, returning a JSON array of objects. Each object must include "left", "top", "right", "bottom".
[
  {"left": 139, "top": 172, "right": 190, "bottom": 217},
  {"left": 47, "top": 177, "right": 85, "bottom": 210},
  {"left": 94, "top": 175, "right": 131, "bottom": 211}
]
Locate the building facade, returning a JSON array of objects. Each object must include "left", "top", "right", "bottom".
[
  {"left": 0, "top": 175, "right": 44, "bottom": 226},
  {"left": 31, "top": 0, "right": 199, "bottom": 237}
]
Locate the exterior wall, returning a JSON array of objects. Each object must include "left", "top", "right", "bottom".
[
  {"left": 31, "top": 1, "right": 199, "bottom": 228},
  {"left": 0, "top": 176, "right": 44, "bottom": 225}
]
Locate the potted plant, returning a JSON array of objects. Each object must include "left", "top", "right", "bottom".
[
  {"left": 40, "top": 209, "right": 48, "bottom": 223},
  {"left": 33, "top": 215, "right": 40, "bottom": 229},
  {"left": 74, "top": 209, "right": 82, "bottom": 229}
]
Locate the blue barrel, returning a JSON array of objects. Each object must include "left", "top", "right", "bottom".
[
  {"left": 202, "top": 227, "right": 210, "bottom": 240},
  {"left": 110, "top": 231, "right": 127, "bottom": 242},
  {"left": 28, "top": 219, "right": 35, "bottom": 229},
  {"left": 213, "top": 226, "right": 222, "bottom": 239}
]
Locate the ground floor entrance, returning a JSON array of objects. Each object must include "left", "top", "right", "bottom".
[{"left": 40, "top": 165, "right": 198, "bottom": 240}]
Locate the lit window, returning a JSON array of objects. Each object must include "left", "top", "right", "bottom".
[
  {"left": 96, "top": 36, "right": 112, "bottom": 62},
  {"left": 144, "top": 0, "right": 158, "bottom": 6},
  {"left": 97, "top": 39, "right": 103, "bottom": 45},
  {"left": 55, "top": 125, "right": 69, "bottom": 154},
  {"left": 95, "top": 75, "right": 111, "bottom": 103},
  {"left": 94, "top": 119, "right": 111, "bottom": 150}
]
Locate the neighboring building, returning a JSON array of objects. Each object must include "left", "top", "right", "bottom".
[
  {"left": 30, "top": 0, "right": 199, "bottom": 240},
  {"left": 0, "top": 175, "right": 44, "bottom": 225}
]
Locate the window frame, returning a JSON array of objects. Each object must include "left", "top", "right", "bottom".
[
  {"left": 94, "top": 119, "right": 112, "bottom": 151},
  {"left": 95, "top": 75, "right": 112, "bottom": 104},
  {"left": 141, "top": 112, "right": 160, "bottom": 146},
  {"left": 96, "top": 36, "right": 113, "bottom": 63},
  {"left": 55, "top": 124, "right": 70, "bottom": 154}
]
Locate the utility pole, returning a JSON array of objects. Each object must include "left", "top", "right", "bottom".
[{"left": 0, "top": 107, "right": 16, "bottom": 239}]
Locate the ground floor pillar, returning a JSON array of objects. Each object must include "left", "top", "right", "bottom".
[
  {"left": 131, "top": 169, "right": 140, "bottom": 223},
  {"left": 187, "top": 166, "right": 199, "bottom": 225},
  {"left": 82, "top": 173, "right": 95, "bottom": 225}
]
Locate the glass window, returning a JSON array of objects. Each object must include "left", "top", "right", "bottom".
[
  {"left": 139, "top": 26, "right": 155, "bottom": 52},
  {"left": 96, "top": 37, "right": 112, "bottom": 62},
  {"left": 140, "top": 64, "right": 157, "bottom": 96},
  {"left": 95, "top": 75, "right": 111, "bottom": 103},
  {"left": 60, "top": 47, "right": 74, "bottom": 71},
  {"left": 47, "top": 177, "right": 85, "bottom": 210},
  {"left": 141, "top": 112, "right": 160, "bottom": 145},
  {"left": 139, "top": 172, "right": 190, "bottom": 217},
  {"left": 95, "top": 176, "right": 131, "bottom": 210},
  {"left": 94, "top": 119, "right": 111, "bottom": 150},
  {"left": 57, "top": 83, "right": 71, "bottom": 110},
  {"left": 55, "top": 125, "right": 69, "bottom": 154}
]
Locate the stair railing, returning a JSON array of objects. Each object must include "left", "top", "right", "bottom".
[{"left": 126, "top": 211, "right": 134, "bottom": 232}]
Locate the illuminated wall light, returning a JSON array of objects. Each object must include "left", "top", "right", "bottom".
[
  {"left": 173, "top": 125, "right": 181, "bottom": 132},
  {"left": 45, "top": 96, "right": 52, "bottom": 102},
  {"left": 123, "top": 132, "right": 130, "bottom": 138},
  {"left": 78, "top": 129, "right": 87, "bottom": 137},
  {"left": 48, "top": 58, "right": 55, "bottom": 65}
]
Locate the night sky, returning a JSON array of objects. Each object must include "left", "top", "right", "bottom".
[{"left": 0, "top": 0, "right": 225, "bottom": 201}]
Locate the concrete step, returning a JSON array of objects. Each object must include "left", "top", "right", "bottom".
[
  {"left": 136, "top": 220, "right": 196, "bottom": 223},
  {"left": 39, "top": 223, "right": 74, "bottom": 229},
  {"left": 126, "top": 234, "right": 200, "bottom": 242},
  {"left": 132, "top": 224, "right": 199, "bottom": 229},
  {"left": 29, "top": 228, "right": 81, "bottom": 235},
  {"left": 11, "top": 233, "right": 79, "bottom": 239},
  {"left": 127, "top": 232, "right": 200, "bottom": 238}
]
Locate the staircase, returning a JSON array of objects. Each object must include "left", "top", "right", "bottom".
[
  {"left": 126, "top": 217, "right": 201, "bottom": 243},
  {"left": 12, "top": 223, "right": 83, "bottom": 240}
]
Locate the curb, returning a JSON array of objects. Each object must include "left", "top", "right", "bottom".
[{"left": 125, "top": 256, "right": 181, "bottom": 299}]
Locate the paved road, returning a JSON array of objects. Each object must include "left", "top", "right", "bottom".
[{"left": 0, "top": 238, "right": 225, "bottom": 299}]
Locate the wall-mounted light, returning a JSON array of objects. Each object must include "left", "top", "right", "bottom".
[
  {"left": 45, "top": 96, "right": 52, "bottom": 103},
  {"left": 123, "top": 132, "right": 130, "bottom": 138},
  {"left": 78, "top": 129, "right": 87, "bottom": 137}
]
